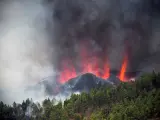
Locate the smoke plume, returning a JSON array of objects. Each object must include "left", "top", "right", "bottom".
[
  {"left": 0, "top": 0, "right": 55, "bottom": 104},
  {"left": 51, "top": 0, "right": 160, "bottom": 72},
  {"left": 0, "top": 0, "right": 160, "bottom": 104}
]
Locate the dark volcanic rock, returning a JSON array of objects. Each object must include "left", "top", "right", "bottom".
[
  {"left": 26, "top": 73, "right": 120, "bottom": 97},
  {"left": 63, "top": 73, "right": 113, "bottom": 92},
  {"left": 107, "top": 74, "right": 121, "bottom": 85}
]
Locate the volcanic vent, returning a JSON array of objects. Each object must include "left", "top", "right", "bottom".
[
  {"left": 27, "top": 41, "right": 139, "bottom": 97},
  {"left": 58, "top": 43, "right": 131, "bottom": 85}
]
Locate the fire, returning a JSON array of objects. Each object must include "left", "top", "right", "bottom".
[
  {"left": 79, "top": 43, "right": 110, "bottom": 79},
  {"left": 82, "top": 59, "right": 101, "bottom": 77},
  {"left": 59, "top": 42, "right": 129, "bottom": 84},
  {"left": 81, "top": 57, "right": 110, "bottom": 79},
  {"left": 80, "top": 45, "right": 101, "bottom": 77},
  {"left": 59, "top": 59, "right": 77, "bottom": 84},
  {"left": 118, "top": 54, "right": 128, "bottom": 82},
  {"left": 59, "top": 57, "right": 110, "bottom": 84},
  {"left": 59, "top": 48, "right": 110, "bottom": 84},
  {"left": 101, "top": 61, "right": 110, "bottom": 79}
]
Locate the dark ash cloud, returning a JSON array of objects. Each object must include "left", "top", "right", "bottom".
[{"left": 49, "top": 0, "right": 160, "bottom": 72}]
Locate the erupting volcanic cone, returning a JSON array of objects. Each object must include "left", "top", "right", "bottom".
[{"left": 58, "top": 42, "right": 130, "bottom": 84}]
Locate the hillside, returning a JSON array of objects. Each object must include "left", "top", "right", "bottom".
[{"left": 0, "top": 72, "right": 160, "bottom": 120}]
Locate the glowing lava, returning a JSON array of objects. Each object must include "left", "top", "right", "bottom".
[
  {"left": 80, "top": 45, "right": 101, "bottom": 77},
  {"left": 59, "top": 47, "right": 110, "bottom": 84},
  {"left": 101, "top": 61, "right": 110, "bottom": 79},
  {"left": 80, "top": 44, "right": 110, "bottom": 79},
  {"left": 59, "top": 42, "right": 129, "bottom": 84},
  {"left": 59, "top": 59, "right": 77, "bottom": 84},
  {"left": 59, "top": 58, "right": 110, "bottom": 84},
  {"left": 81, "top": 58, "right": 110, "bottom": 79},
  {"left": 118, "top": 54, "right": 128, "bottom": 82}
]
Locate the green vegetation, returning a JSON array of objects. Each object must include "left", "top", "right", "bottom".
[{"left": 0, "top": 72, "right": 160, "bottom": 120}]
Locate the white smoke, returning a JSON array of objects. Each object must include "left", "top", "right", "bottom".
[{"left": 0, "top": 0, "right": 56, "bottom": 104}]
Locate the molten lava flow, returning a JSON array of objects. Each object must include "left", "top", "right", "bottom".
[
  {"left": 118, "top": 55, "right": 128, "bottom": 82},
  {"left": 59, "top": 60, "right": 77, "bottom": 84}
]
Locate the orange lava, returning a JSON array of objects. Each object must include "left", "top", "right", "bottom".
[
  {"left": 81, "top": 58, "right": 110, "bottom": 79},
  {"left": 59, "top": 57, "right": 110, "bottom": 84},
  {"left": 118, "top": 54, "right": 128, "bottom": 82},
  {"left": 80, "top": 44, "right": 110, "bottom": 79},
  {"left": 101, "top": 60, "right": 110, "bottom": 79},
  {"left": 80, "top": 45, "right": 100, "bottom": 77},
  {"left": 59, "top": 43, "right": 129, "bottom": 84},
  {"left": 59, "top": 60, "right": 77, "bottom": 84}
]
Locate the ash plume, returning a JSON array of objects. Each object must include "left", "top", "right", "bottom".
[{"left": 51, "top": 0, "right": 160, "bottom": 72}]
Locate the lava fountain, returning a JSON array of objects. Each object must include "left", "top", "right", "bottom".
[
  {"left": 80, "top": 44, "right": 110, "bottom": 79},
  {"left": 118, "top": 54, "right": 128, "bottom": 82},
  {"left": 58, "top": 43, "right": 129, "bottom": 84},
  {"left": 59, "top": 59, "right": 77, "bottom": 84}
]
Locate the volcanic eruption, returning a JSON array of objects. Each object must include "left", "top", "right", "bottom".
[
  {"left": 58, "top": 42, "right": 130, "bottom": 84},
  {"left": 25, "top": 0, "right": 157, "bottom": 99},
  {"left": 51, "top": 0, "right": 156, "bottom": 86},
  {"left": 1, "top": 0, "right": 160, "bottom": 104}
]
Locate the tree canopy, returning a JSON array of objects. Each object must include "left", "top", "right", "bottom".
[{"left": 0, "top": 72, "right": 160, "bottom": 120}]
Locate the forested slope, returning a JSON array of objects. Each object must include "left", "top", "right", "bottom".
[{"left": 0, "top": 72, "right": 160, "bottom": 120}]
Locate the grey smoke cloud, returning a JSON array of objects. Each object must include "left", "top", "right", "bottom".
[
  {"left": 0, "top": 0, "right": 56, "bottom": 104},
  {"left": 52, "top": 0, "right": 160, "bottom": 72}
]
